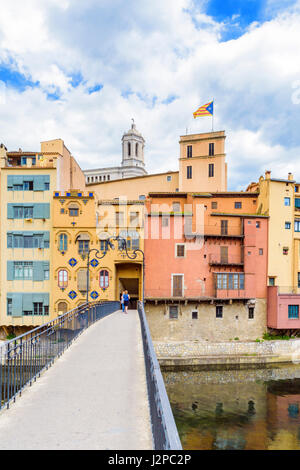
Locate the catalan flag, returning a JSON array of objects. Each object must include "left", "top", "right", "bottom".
[{"left": 193, "top": 101, "right": 214, "bottom": 118}]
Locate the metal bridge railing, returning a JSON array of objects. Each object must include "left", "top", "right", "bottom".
[
  {"left": 137, "top": 301, "right": 182, "bottom": 450},
  {"left": 0, "top": 301, "right": 119, "bottom": 410}
]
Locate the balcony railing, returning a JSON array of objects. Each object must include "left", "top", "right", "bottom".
[
  {"left": 209, "top": 253, "right": 244, "bottom": 266},
  {"left": 0, "top": 301, "right": 119, "bottom": 410}
]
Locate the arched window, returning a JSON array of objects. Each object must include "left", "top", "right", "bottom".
[
  {"left": 59, "top": 233, "right": 68, "bottom": 252},
  {"left": 58, "top": 270, "right": 68, "bottom": 288},
  {"left": 100, "top": 270, "right": 109, "bottom": 289},
  {"left": 58, "top": 302, "right": 68, "bottom": 314},
  {"left": 128, "top": 142, "right": 131, "bottom": 156},
  {"left": 136, "top": 143, "right": 138, "bottom": 156}
]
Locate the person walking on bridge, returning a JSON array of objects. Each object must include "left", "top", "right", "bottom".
[{"left": 123, "top": 290, "right": 130, "bottom": 314}]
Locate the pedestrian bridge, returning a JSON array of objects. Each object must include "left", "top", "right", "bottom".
[{"left": 0, "top": 303, "right": 181, "bottom": 450}]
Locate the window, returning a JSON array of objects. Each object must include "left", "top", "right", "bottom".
[
  {"left": 116, "top": 212, "right": 124, "bottom": 226},
  {"left": 167, "top": 175, "right": 172, "bottom": 182},
  {"left": 128, "top": 142, "right": 131, "bottom": 156},
  {"left": 269, "top": 277, "right": 275, "bottom": 286},
  {"left": 59, "top": 234, "right": 68, "bottom": 252},
  {"left": 248, "top": 307, "right": 255, "bottom": 319},
  {"left": 208, "top": 163, "right": 214, "bottom": 178},
  {"left": 139, "top": 195, "right": 146, "bottom": 200},
  {"left": 100, "top": 270, "right": 109, "bottom": 289},
  {"left": 187, "top": 145, "right": 192, "bottom": 158},
  {"left": 192, "top": 311, "right": 198, "bottom": 320},
  {"left": 57, "top": 302, "right": 68, "bottom": 314},
  {"left": 221, "top": 220, "right": 228, "bottom": 235},
  {"left": 169, "top": 306, "right": 178, "bottom": 319},
  {"left": 135, "top": 143, "right": 138, "bottom": 156},
  {"left": 216, "top": 273, "right": 244, "bottom": 290},
  {"left": 296, "top": 186, "right": 299, "bottom": 193},
  {"left": 33, "top": 303, "right": 43, "bottom": 316},
  {"left": 283, "top": 247, "right": 289, "bottom": 255},
  {"left": 295, "top": 220, "right": 300, "bottom": 232},
  {"left": 162, "top": 217, "right": 169, "bottom": 227},
  {"left": 285, "top": 222, "right": 291, "bottom": 229},
  {"left": 176, "top": 244, "right": 185, "bottom": 258},
  {"left": 216, "top": 306, "right": 223, "bottom": 318},
  {"left": 288, "top": 305, "right": 299, "bottom": 319},
  {"left": 212, "top": 201, "right": 218, "bottom": 209},
  {"left": 69, "top": 205, "right": 79, "bottom": 216},
  {"left": 235, "top": 202, "right": 242, "bottom": 209},
  {"left": 7, "top": 298, "right": 12, "bottom": 316},
  {"left": 14, "top": 262, "right": 24, "bottom": 279},
  {"left": 295, "top": 198, "right": 300, "bottom": 209},
  {"left": 172, "top": 275, "right": 183, "bottom": 297},
  {"left": 284, "top": 197, "right": 291, "bottom": 206},
  {"left": 298, "top": 272, "right": 300, "bottom": 289},
  {"left": 78, "top": 240, "right": 89, "bottom": 255},
  {"left": 209, "top": 143, "right": 215, "bottom": 156},
  {"left": 259, "top": 248, "right": 264, "bottom": 255},
  {"left": 24, "top": 181, "right": 34, "bottom": 190},
  {"left": 130, "top": 212, "right": 139, "bottom": 226},
  {"left": 172, "top": 202, "right": 180, "bottom": 212},
  {"left": 13, "top": 206, "right": 33, "bottom": 219},
  {"left": 100, "top": 240, "right": 107, "bottom": 252},
  {"left": 58, "top": 270, "right": 68, "bottom": 288},
  {"left": 256, "top": 221, "right": 261, "bottom": 228},
  {"left": 24, "top": 262, "right": 33, "bottom": 279},
  {"left": 187, "top": 166, "right": 192, "bottom": 179}
]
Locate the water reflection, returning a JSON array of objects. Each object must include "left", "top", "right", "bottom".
[{"left": 163, "top": 364, "right": 300, "bottom": 450}]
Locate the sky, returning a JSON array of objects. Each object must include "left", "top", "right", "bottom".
[{"left": 0, "top": 0, "right": 300, "bottom": 190}]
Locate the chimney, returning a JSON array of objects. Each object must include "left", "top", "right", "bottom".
[{"left": 288, "top": 172, "right": 294, "bottom": 181}]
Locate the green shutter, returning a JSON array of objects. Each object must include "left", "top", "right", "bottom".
[
  {"left": 13, "top": 175, "right": 24, "bottom": 185},
  {"left": 7, "top": 261, "right": 14, "bottom": 281},
  {"left": 7, "top": 204, "right": 14, "bottom": 219},
  {"left": 43, "top": 294, "right": 49, "bottom": 307},
  {"left": 33, "top": 262, "right": 44, "bottom": 281},
  {"left": 33, "top": 176, "right": 45, "bottom": 191},
  {"left": 23, "top": 294, "right": 33, "bottom": 312},
  {"left": 33, "top": 204, "right": 49, "bottom": 219},
  {"left": 12, "top": 293, "right": 23, "bottom": 317}
]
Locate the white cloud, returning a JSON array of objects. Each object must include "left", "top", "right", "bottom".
[{"left": 0, "top": 0, "right": 300, "bottom": 189}]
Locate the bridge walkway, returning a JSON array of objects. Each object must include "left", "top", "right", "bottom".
[{"left": 0, "top": 310, "right": 153, "bottom": 450}]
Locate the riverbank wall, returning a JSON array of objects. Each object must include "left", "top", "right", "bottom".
[{"left": 155, "top": 339, "right": 300, "bottom": 368}]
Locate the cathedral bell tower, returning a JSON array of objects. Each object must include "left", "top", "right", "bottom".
[{"left": 121, "top": 120, "right": 147, "bottom": 177}]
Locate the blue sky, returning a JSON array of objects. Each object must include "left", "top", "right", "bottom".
[{"left": 0, "top": 0, "right": 300, "bottom": 189}]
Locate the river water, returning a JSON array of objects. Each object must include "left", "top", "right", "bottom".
[{"left": 163, "top": 364, "right": 300, "bottom": 450}]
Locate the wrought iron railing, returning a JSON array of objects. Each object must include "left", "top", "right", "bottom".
[
  {"left": 0, "top": 301, "right": 119, "bottom": 410},
  {"left": 137, "top": 301, "right": 182, "bottom": 450}
]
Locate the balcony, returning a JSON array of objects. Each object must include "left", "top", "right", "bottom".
[
  {"left": 184, "top": 223, "right": 244, "bottom": 240},
  {"left": 209, "top": 253, "right": 244, "bottom": 267}
]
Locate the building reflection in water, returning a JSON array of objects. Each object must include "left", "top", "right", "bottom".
[{"left": 163, "top": 366, "right": 300, "bottom": 450}]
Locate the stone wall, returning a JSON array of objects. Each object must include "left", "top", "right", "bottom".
[
  {"left": 145, "top": 299, "right": 267, "bottom": 342},
  {"left": 154, "top": 338, "right": 300, "bottom": 366}
]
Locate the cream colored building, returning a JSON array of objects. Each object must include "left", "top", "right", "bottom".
[{"left": 0, "top": 139, "right": 85, "bottom": 335}]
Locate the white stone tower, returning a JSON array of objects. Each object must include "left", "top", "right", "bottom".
[{"left": 121, "top": 119, "right": 147, "bottom": 177}]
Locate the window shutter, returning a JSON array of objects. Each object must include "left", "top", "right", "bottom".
[
  {"left": 77, "top": 269, "right": 87, "bottom": 291},
  {"left": 33, "top": 176, "right": 45, "bottom": 191},
  {"left": 33, "top": 203, "right": 50, "bottom": 219},
  {"left": 13, "top": 175, "right": 24, "bottom": 184},
  {"left": 33, "top": 262, "right": 44, "bottom": 281},
  {"left": 12, "top": 293, "right": 23, "bottom": 317},
  {"left": 43, "top": 294, "right": 49, "bottom": 307},
  {"left": 7, "top": 261, "right": 14, "bottom": 281},
  {"left": 7, "top": 204, "right": 14, "bottom": 219},
  {"left": 23, "top": 293, "right": 33, "bottom": 312}
]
